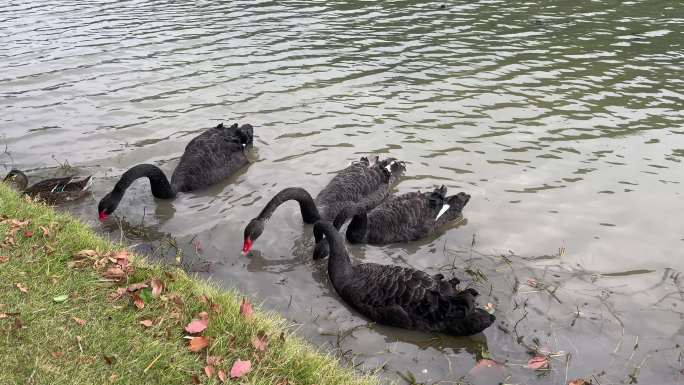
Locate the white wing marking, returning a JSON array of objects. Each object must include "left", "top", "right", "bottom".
[{"left": 436, "top": 204, "right": 450, "bottom": 220}]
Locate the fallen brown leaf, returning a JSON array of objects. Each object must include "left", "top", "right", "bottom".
[
  {"left": 568, "top": 380, "right": 588, "bottom": 385},
  {"left": 0, "top": 255, "right": 8, "bottom": 263},
  {"left": 188, "top": 336, "right": 210, "bottom": 352},
  {"left": 527, "top": 356, "right": 549, "bottom": 370},
  {"left": 239, "top": 298, "right": 253, "bottom": 320},
  {"left": 204, "top": 365, "right": 215, "bottom": 378},
  {"left": 206, "top": 356, "right": 222, "bottom": 366},
  {"left": 185, "top": 318, "right": 208, "bottom": 334},
  {"left": 126, "top": 282, "right": 148, "bottom": 292},
  {"left": 132, "top": 293, "right": 145, "bottom": 310},
  {"left": 14, "top": 317, "right": 24, "bottom": 329},
  {"left": 103, "top": 266, "right": 126, "bottom": 281},
  {"left": 39, "top": 226, "right": 50, "bottom": 236},
  {"left": 192, "top": 238, "right": 203, "bottom": 253},
  {"left": 73, "top": 317, "right": 86, "bottom": 326},
  {"left": 139, "top": 319, "right": 154, "bottom": 328},
  {"left": 217, "top": 369, "right": 227, "bottom": 383},
  {"left": 103, "top": 355, "right": 116, "bottom": 365},
  {"left": 23, "top": 230, "right": 33, "bottom": 238},
  {"left": 150, "top": 278, "right": 163, "bottom": 297},
  {"left": 230, "top": 359, "right": 251, "bottom": 378},
  {"left": 73, "top": 249, "right": 98, "bottom": 259},
  {"left": 51, "top": 351, "right": 63, "bottom": 359},
  {"left": 107, "top": 287, "right": 127, "bottom": 301},
  {"left": 15, "top": 283, "right": 28, "bottom": 293},
  {"left": 251, "top": 331, "right": 268, "bottom": 352}
]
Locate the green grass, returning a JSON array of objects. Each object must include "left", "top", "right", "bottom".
[{"left": 0, "top": 184, "right": 378, "bottom": 385}]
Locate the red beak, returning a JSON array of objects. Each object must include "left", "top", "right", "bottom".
[
  {"left": 99, "top": 212, "right": 108, "bottom": 221},
  {"left": 242, "top": 238, "right": 253, "bottom": 255}
]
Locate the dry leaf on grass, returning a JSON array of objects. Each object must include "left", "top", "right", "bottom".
[
  {"left": 39, "top": 226, "right": 50, "bottom": 236},
  {"left": 150, "top": 278, "right": 163, "bottom": 297},
  {"left": 15, "top": 283, "right": 28, "bottom": 293},
  {"left": 0, "top": 255, "right": 9, "bottom": 263},
  {"left": 184, "top": 318, "right": 208, "bottom": 334},
  {"left": 188, "top": 336, "right": 210, "bottom": 352},
  {"left": 568, "top": 380, "right": 589, "bottom": 385},
  {"left": 230, "top": 359, "right": 252, "bottom": 378},
  {"left": 132, "top": 293, "right": 145, "bottom": 310},
  {"left": 103, "top": 355, "right": 116, "bottom": 365},
  {"left": 72, "top": 317, "right": 86, "bottom": 326},
  {"left": 251, "top": 332, "right": 268, "bottom": 352},
  {"left": 139, "top": 319, "right": 154, "bottom": 327},
  {"left": 126, "top": 282, "right": 148, "bottom": 292},
  {"left": 23, "top": 230, "right": 33, "bottom": 238},
  {"left": 107, "top": 287, "right": 126, "bottom": 301},
  {"left": 239, "top": 298, "right": 253, "bottom": 320},
  {"left": 217, "top": 369, "right": 227, "bottom": 383},
  {"left": 103, "top": 267, "right": 126, "bottom": 281},
  {"left": 51, "top": 351, "right": 63, "bottom": 359},
  {"left": 206, "top": 356, "right": 222, "bottom": 366},
  {"left": 527, "top": 356, "right": 549, "bottom": 370},
  {"left": 73, "top": 249, "right": 98, "bottom": 259},
  {"left": 204, "top": 365, "right": 215, "bottom": 378}
]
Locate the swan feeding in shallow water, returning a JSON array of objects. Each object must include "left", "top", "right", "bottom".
[
  {"left": 98, "top": 122, "right": 253, "bottom": 220},
  {"left": 242, "top": 156, "right": 405, "bottom": 256}
]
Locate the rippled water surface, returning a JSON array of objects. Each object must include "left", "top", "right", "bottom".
[{"left": 2, "top": 1, "right": 684, "bottom": 383}]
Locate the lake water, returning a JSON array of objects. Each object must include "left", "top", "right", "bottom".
[{"left": 2, "top": 1, "right": 683, "bottom": 384}]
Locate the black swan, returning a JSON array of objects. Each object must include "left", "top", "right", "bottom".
[
  {"left": 314, "top": 185, "right": 469, "bottom": 257},
  {"left": 3, "top": 169, "right": 92, "bottom": 205},
  {"left": 242, "top": 156, "right": 405, "bottom": 255},
  {"left": 313, "top": 220, "right": 495, "bottom": 336},
  {"left": 98, "top": 122, "right": 253, "bottom": 220}
]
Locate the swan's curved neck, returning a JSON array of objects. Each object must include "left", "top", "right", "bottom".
[
  {"left": 256, "top": 187, "right": 321, "bottom": 224},
  {"left": 113, "top": 164, "right": 176, "bottom": 200},
  {"left": 333, "top": 205, "right": 368, "bottom": 243},
  {"left": 313, "top": 221, "right": 352, "bottom": 286}
]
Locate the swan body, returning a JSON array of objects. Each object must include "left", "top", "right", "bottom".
[
  {"left": 3, "top": 169, "right": 92, "bottom": 205},
  {"left": 98, "top": 122, "right": 253, "bottom": 220},
  {"left": 332, "top": 185, "right": 470, "bottom": 246},
  {"left": 313, "top": 220, "right": 495, "bottom": 336},
  {"left": 242, "top": 156, "right": 405, "bottom": 254}
]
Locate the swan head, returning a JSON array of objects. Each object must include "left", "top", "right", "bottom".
[
  {"left": 242, "top": 218, "right": 265, "bottom": 254},
  {"left": 448, "top": 192, "right": 471, "bottom": 211},
  {"left": 97, "top": 192, "right": 120, "bottom": 221},
  {"left": 312, "top": 239, "right": 330, "bottom": 260}
]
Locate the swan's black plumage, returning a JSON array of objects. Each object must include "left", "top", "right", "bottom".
[
  {"left": 242, "top": 156, "right": 405, "bottom": 254},
  {"left": 332, "top": 185, "right": 470, "bottom": 245},
  {"left": 98, "top": 122, "right": 253, "bottom": 219},
  {"left": 313, "top": 220, "right": 495, "bottom": 336}
]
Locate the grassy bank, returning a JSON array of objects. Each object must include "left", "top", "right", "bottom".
[{"left": 0, "top": 184, "right": 377, "bottom": 385}]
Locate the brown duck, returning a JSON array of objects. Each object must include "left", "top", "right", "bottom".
[{"left": 3, "top": 169, "right": 92, "bottom": 205}]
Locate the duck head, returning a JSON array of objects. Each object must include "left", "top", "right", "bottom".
[{"left": 3, "top": 169, "right": 29, "bottom": 191}]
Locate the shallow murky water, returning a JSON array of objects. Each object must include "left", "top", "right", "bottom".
[{"left": 2, "top": 0, "right": 684, "bottom": 383}]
